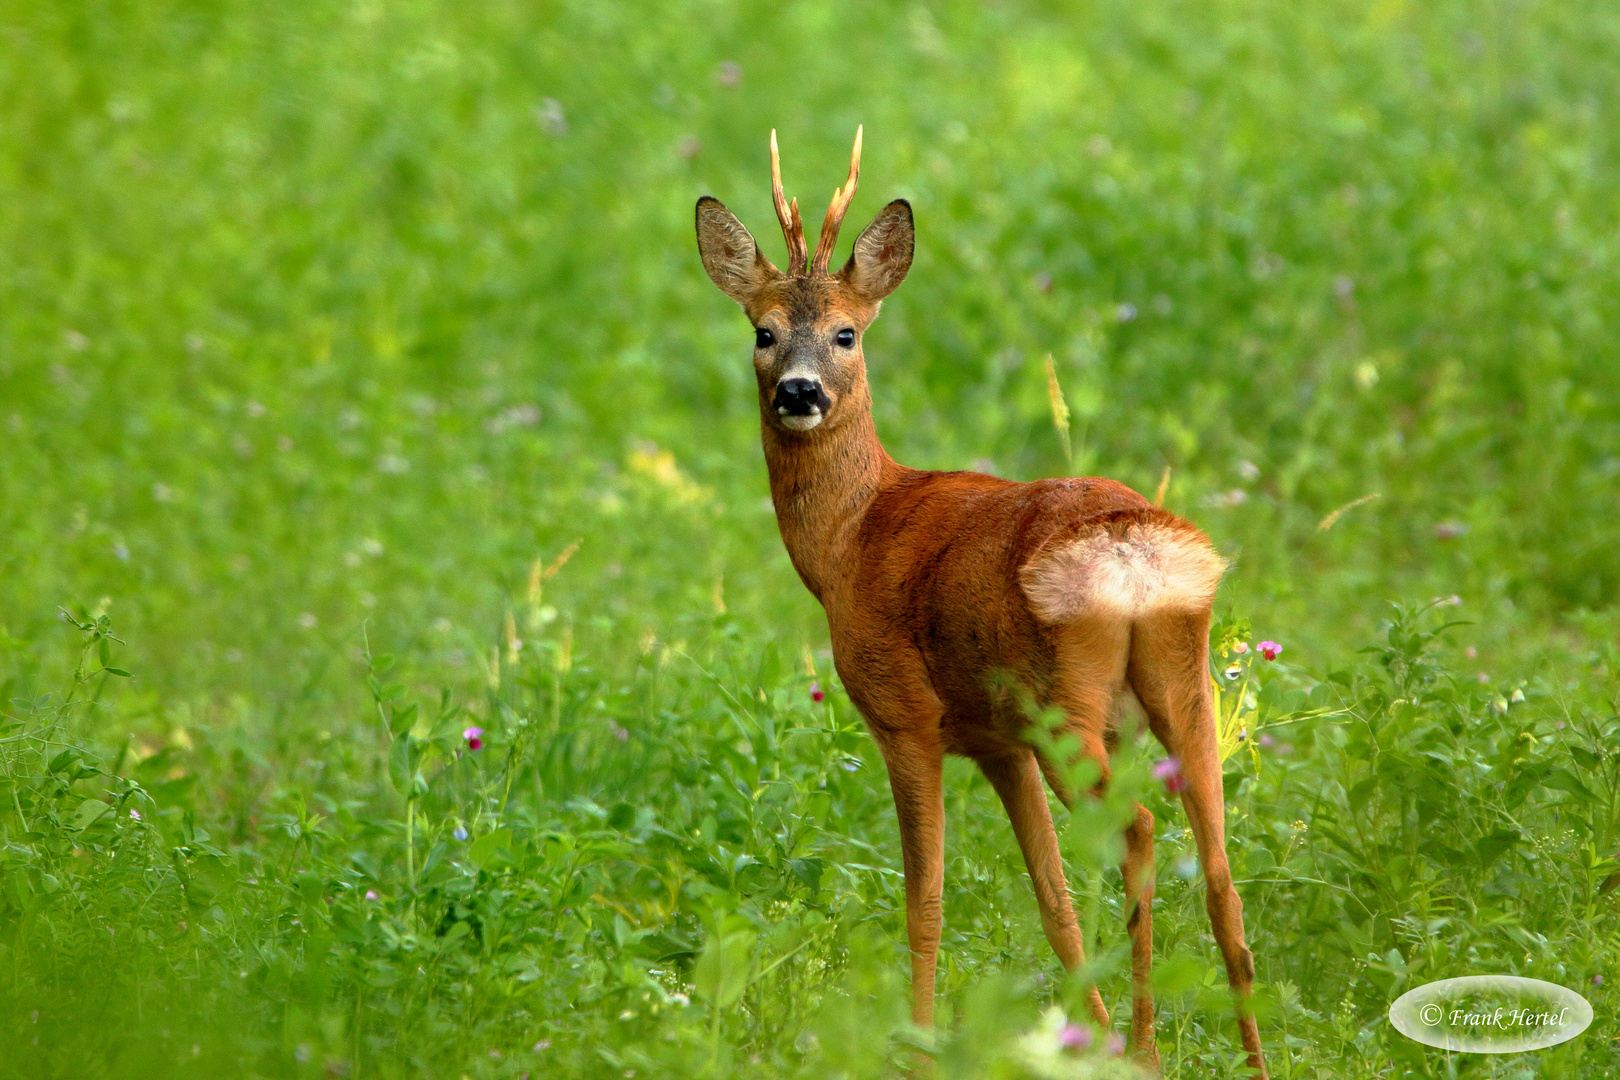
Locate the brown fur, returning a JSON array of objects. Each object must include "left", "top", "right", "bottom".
[{"left": 695, "top": 140, "right": 1267, "bottom": 1077}]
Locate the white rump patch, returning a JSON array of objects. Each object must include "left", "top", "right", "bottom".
[{"left": 1019, "top": 523, "right": 1227, "bottom": 625}]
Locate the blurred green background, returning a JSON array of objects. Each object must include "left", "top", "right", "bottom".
[{"left": 2, "top": 0, "right": 1618, "bottom": 1077}]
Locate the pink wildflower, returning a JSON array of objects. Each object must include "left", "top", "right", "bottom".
[
  {"left": 1058, "top": 1023, "right": 1092, "bottom": 1052},
  {"left": 463, "top": 726, "right": 484, "bottom": 751},
  {"left": 810, "top": 680, "right": 824, "bottom": 703},
  {"left": 364, "top": 889, "right": 379, "bottom": 901},
  {"left": 1106, "top": 1033, "right": 1125, "bottom": 1056},
  {"left": 1232, "top": 641, "right": 1250, "bottom": 654},
  {"left": 1257, "top": 640, "right": 1282, "bottom": 661},
  {"left": 1153, "top": 757, "right": 1185, "bottom": 794},
  {"left": 128, "top": 807, "right": 142, "bottom": 821}
]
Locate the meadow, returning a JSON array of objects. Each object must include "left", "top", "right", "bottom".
[{"left": 2, "top": 0, "right": 1619, "bottom": 1076}]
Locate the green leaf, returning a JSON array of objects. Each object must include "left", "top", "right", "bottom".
[
  {"left": 787, "top": 857, "right": 823, "bottom": 892},
  {"left": 1222, "top": 768, "right": 1244, "bottom": 800},
  {"left": 388, "top": 701, "right": 417, "bottom": 737},
  {"left": 1151, "top": 952, "right": 1213, "bottom": 995},
  {"left": 1244, "top": 845, "right": 1277, "bottom": 876},
  {"left": 1476, "top": 828, "right": 1521, "bottom": 868},
  {"left": 102, "top": 667, "right": 132, "bottom": 677},
  {"left": 469, "top": 827, "right": 512, "bottom": 870},
  {"left": 1570, "top": 746, "right": 1602, "bottom": 772},
  {"left": 388, "top": 735, "right": 413, "bottom": 794},
  {"left": 294, "top": 870, "right": 324, "bottom": 902},
  {"left": 70, "top": 799, "right": 111, "bottom": 830},
  {"left": 692, "top": 928, "right": 755, "bottom": 1010},
  {"left": 149, "top": 774, "right": 198, "bottom": 806},
  {"left": 607, "top": 802, "right": 636, "bottom": 831},
  {"left": 1543, "top": 768, "right": 1598, "bottom": 803},
  {"left": 1347, "top": 775, "right": 1380, "bottom": 815}
]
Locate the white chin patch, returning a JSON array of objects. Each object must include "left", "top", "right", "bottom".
[{"left": 778, "top": 410, "right": 823, "bottom": 432}]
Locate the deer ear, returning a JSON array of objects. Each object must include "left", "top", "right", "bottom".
[
  {"left": 841, "top": 199, "right": 913, "bottom": 301},
  {"left": 696, "top": 197, "right": 778, "bottom": 305}
]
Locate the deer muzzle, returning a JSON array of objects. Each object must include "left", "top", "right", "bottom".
[{"left": 774, "top": 377, "right": 831, "bottom": 430}]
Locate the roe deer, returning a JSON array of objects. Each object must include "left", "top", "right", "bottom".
[{"left": 693, "top": 128, "right": 1266, "bottom": 1077}]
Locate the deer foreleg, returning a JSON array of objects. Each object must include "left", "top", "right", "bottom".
[{"left": 882, "top": 734, "right": 946, "bottom": 1031}]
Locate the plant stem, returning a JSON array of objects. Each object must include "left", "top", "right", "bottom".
[{"left": 405, "top": 799, "right": 416, "bottom": 911}]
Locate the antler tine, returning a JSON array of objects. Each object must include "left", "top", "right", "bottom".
[
  {"left": 811, "top": 124, "right": 863, "bottom": 277},
  {"left": 770, "top": 129, "right": 809, "bottom": 275}
]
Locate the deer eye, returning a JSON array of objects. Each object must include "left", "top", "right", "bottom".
[
  {"left": 835, "top": 328, "right": 856, "bottom": 348},
  {"left": 755, "top": 327, "right": 775, "bottom": 349}
]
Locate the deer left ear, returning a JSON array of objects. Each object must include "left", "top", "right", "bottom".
[
  {"left": 696, "top": 197, "right": 779, "bottom": 305},
  {"left": 841, "top": 199, "right": 914, "bottom": 301}
]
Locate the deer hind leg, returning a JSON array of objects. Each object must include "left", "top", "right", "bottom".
[
  {"left": 1129, "top": 609, "right": 1267, "bottom": 1079},
  {"left": 978, "top": 748, "right": 1108, "bottom": 1027},
  {"left": 1039, "top": 616, "right": 1136, "bottom": 1027},
  {"left": 1122, "top": 801, "right": 1158, "bottom": 1064}
]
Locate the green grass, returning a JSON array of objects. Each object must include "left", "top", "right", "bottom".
[{"left": 2, "top": 0, "right": 1619, "bottom": 1076}]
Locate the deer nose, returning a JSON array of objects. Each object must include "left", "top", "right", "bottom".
[{"left": 774, "top": 377, "right": 829, "bottom": 416}]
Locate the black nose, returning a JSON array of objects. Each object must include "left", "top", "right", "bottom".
[{"left": 774, "top": 377, "right": 830, "bottom": 416}]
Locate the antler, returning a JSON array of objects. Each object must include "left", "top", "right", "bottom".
[
  {"left": 770, "top": 130, "right": 808, "bottom": 276},
  {"left": 810, "top": 125, "right": 862, "bottom": 277}
]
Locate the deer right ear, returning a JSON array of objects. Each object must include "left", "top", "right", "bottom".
[
  {"left": 842, "top": 199, "right": 914, "bottom": 301},
  {"left": 696, "top": 197, "right": 779, "bottom": 305}
]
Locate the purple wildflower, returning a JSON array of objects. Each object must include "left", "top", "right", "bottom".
[
  {"left": 1154, "top": 757, "right": 1186, "bottom": 794},
  {"left": 1058, "top": 1023, "right": 1092, "bottom": 1052}
]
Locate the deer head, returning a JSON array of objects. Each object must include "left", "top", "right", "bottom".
[{"left": 696, "top": 127, "right": 914, "bottom": 433}]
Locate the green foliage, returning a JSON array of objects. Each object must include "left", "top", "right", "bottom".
[{"left": 1, "top": 0, "right": 1618, "bottom": 1077}]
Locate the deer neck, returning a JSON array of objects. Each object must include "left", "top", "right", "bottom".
[{"left": 761, "top": 381, "right": 894, "bottom": 601}]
